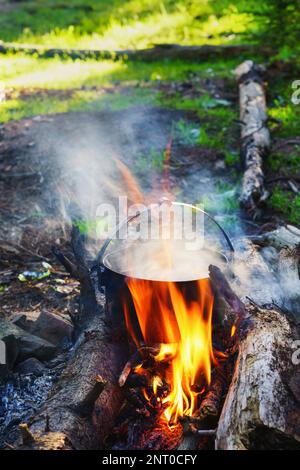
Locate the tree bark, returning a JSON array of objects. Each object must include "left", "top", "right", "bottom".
[
  {"left": 209, "top": 263, "right": 300, "bottom": 450},
  {"left": 216, "top": 305, "right": 300, "bottom": 450},
  {"left": 15, "top": 228, "right": 128, "bottom": 450},
  {"left": 234, "top": 60, "right": 271, "bottom": 217},
  {"left": 16, "top": 318, "right": 127, "bottom": 450},
  {"left": 0, "top": 42, "right": 272, "bottom": 62}
]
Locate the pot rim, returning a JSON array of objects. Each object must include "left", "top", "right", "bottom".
[{"left": 102, "top": 247, "right": 228, "bottom": 283}]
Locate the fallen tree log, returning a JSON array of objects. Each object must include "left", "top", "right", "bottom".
[
  {"left": 0, "top": 42, "right": 272, "bottom": 62},
  {"left": 216, "top": 304, "right": 300, "bottom": 449},
  {"left": 234, "top": 60, "right": 271, "bottom": 217},
  {"left": 15, "top": 316, "right": 127, "bottom": 450},
  {"left": 209, "top": 264, "right": 300, "bottom": 449},
  {"left": 252, "top": 224, "right": 300, "bottom": 250},
  {"left": 15, "top": 228, "right": 128, "bottom": 450}
]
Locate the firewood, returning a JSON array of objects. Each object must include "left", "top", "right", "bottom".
[
  {"left": 197, "top": 366, "right": 227, "bottom": 425},
  {"left": 14, "top": 225, "right": 128, "bottom": 450},
  {"left": 234, "top": 60, "right": 271, "bottom": 217},
  {"left": 189, "top": 427, "right": 216, "bottom": 436},
  {"left": 118, "top": 345, "right": 160, "bottom": 387},
  {"left": 19, "top": 423, "right": 35, "bottom": 445},
  {"left": 209, "top": 264, "right": 251, "bottom": 339},
  {"left": 216, "top": 305, "right": 300, "bottom": 450},
  {"left": 252, "top": 224, "right": 300, "bottom": 250},
  {"left": 71, "top": 374, "right": 106, "bottom": 417}
]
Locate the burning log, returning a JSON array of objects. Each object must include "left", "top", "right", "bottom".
[
  {"left": 15, "top": 319, "right": 127, "bottom": 449},
  {"left": 234, "top": 60, "right": 271, "bottom": 217},
  {"left": 209, "top": 264, "right": 252, "bottom": 341},
  {"left": 15, "top": 226, "right": 128, "bottom": 450},
  {"left": 118, "top": 345, "right": 160, "bottom": 387},
  {"left": 197, "top": 365, "right": 227, "bottom": 425}
]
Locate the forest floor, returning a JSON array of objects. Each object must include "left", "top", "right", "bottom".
[
  {"left": 1, "top": 0, "right": 300, "bottom": 337},
  {"left": 0, "top": 0, "right": 300, "bottom": 446},
  {"left": 1, "top": 62, "right": 299, "bottom": 325}
]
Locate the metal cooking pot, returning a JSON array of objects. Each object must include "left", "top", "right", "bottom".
[{"left": 97, "top": 202, "right": 234, "bottom": 343}]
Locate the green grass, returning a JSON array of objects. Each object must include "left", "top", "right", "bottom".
[
  {"left": 136, "top": 148, "right": 166, "bottom": 174},
  {"left": 0, "top": 0, "right": 284, "bottom": 126},
  {"left": 172, "top": 119, "right": 200, "bottom": 146},
  {"left": 0, "top": 1, "right": 299, "bottom": 230},
  {"left": 267, "top": 150, "right": 300, "bottom": 173},
  {"left": 269, "top": 186, "right": 300, "bottom": 226},
  {"left": 0, "top": 0, "right": 255, "bottom": 49},
  {"left": 0, "top": 53, "right": 245, "bottom": 91},
  {"left": 0, "top": 87, "right": 155, "bottom": 122},
  {"left": 201, "top": 181, "right": 240, "bottom": 214},
  {"left": 0, "top": 53, "right": 245, "bottom": 123},
  {"left": 265, "top": 71, "right": 300, "bottom": 226}
]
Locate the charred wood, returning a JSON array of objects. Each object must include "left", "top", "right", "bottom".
[{"left": 15, "top": 226, "right": 128, "bottom": 450}]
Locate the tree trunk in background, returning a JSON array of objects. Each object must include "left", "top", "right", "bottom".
[
  {"left": 0, "top": 43, "right": 272, "bottom": 62},
  {"left": 234, "top": 60, "right": 271, "bottom": 217}
]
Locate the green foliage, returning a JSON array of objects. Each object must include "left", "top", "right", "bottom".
[
  {"left": 0, "top": 0, "right": 255, "bottom": 49},
  {"left": 136, "top": 148, "right": 165, "bottom": 174},
  {"left": 267, "top": 150, "right": 300, "bottom": 173},
  {"left": 0, "top": 87, "right": 155, "bottom": 122},
  {"left": 201, "top": 185, "right": 239, "bottom": 214},
  {"left": 1, "top": 54, "right": 237, "bottom": 90},
  {"left": 253, "top": 0, "right": 300, "bottom": 60},
  {"left": 224, "top": 150, "right": 239, "bottom": 166},
  {"left": 196, "top": 94, "right": 231, "bottom": 110},
  {"left": 197, "top": 107, "right": 237, "bottom": 151},
  {"left": 172, "top": 119, "right": 200, "bottom": 146},
  {"left": 73, "top": 218, "right": 110, "bottom": 238},
  {"left": 269, "top": 186, "right": 300, "bottom": 226}
]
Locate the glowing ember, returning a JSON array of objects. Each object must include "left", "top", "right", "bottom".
[{"left": 124, "top": 277, "right": 216, "bottom": 425}]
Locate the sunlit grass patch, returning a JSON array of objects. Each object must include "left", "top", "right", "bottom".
[
  {"left": 0, "top": 0, "right": 254, "bottom": 50},
  {"left": 0, "top": 55, "right": 123, "bottom": 89},
  {"left": 0, "top": 87, "right": 155, "bottom": 123},
  {"left": 269, "top": 103, "right": 300, "bottom": 137},
  {"left": 0, "top": 53, "right": 245, "bottom": 92}
]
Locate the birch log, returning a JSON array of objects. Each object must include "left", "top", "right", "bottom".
[
  {"left": 216, "top": 304, "right": 300, "bottom": 450},
  {"left": 234, "top": 60, "right": 271, "bottom": 216}
]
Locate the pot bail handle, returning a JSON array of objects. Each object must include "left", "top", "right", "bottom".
[{"left": 96, "top": 201, "right": 234, "bottom": 265}]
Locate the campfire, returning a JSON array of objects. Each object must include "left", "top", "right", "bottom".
[
  {"left": 97, "top": 194, "right": 237, "bottom": 449},
  {"left": 124, "top": 277, "right": 216, "bottom": 426},
  {"left": 5, "top": 60, "right": 300, "bottom": 452}
]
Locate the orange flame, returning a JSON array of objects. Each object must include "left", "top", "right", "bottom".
[
  {"left": 117, "top": 145, "right": 216, "bottom": 424},
  {"left": 125, "top": 277, "right": 215, "bottom": 424}
]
